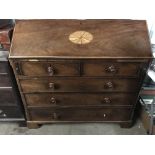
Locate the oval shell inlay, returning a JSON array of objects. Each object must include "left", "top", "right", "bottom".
[{"left": 69, "top": 31, "right": 93, "bottom": 45}]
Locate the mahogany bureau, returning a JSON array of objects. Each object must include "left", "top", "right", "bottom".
[{"left": 9, "top": 20, "right": 152, "bottom": 129}]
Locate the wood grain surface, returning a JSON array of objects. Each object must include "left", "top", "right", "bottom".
[{"left": 10, "top": 20, "right": 152, "bottom": 58}]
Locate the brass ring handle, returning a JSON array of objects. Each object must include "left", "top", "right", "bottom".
[
  {"left": 50, "top": 97, "right": 57, "bottom": 105},
  {"left": 105, "top": 82, "right": 113, "bottom": 89},
  {"left": 103, "top": 97, "right": 111, "bottom": 104},
  {"left": 49, "top": 82, "right": 55, "bottom": 89},
  {"left": 47, "top": 66, "right": 54, "bottom": 76},
  {"left": 105, "top": 65, "right": 117, "bottom": 73}
]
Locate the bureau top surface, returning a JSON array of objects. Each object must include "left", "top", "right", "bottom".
[{"left": 9, "top": 20, "right": 152, "bottom": 59}]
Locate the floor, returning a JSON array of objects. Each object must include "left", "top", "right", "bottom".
[{"left": 0, "top": 120, "right": 146, "bottom": 135}]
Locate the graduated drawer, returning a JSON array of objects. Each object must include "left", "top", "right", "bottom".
[
  {"left": 17, "top": 61, "right": 80, "bottom": 76},
  {"left": 0, "top": 106, "right": 23, "bottom": 119},
  {"left": 28, "top": 107, "right": 132, "bottom": 122},
  {"left": 25, "top": 93, "right": 137, "bottom": 107},
  {"left": 83, "top": 62, "right": 142, "bottom": 77},
  {"left": 0, "top": 62, "right": 8, "bottom": 73},
  {"left": 0, "top": 74, "right": 11, "bottom": 87},
  {"left": 20, "top": 78, "right": 140, "bottom": 93},
  {"left": 0, "top": 89, "right": 17, "bottom": 106}
]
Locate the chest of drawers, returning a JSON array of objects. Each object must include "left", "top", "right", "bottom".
[{"left": 9, "top": 20, "right": 152, "bottom": 129}]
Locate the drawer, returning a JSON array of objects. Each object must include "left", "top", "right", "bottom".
[
  {"left": 0, "top": 106, "right": 23, "bottom": 119},
  {"left": 0, "top": 74, "right": 11, "bottom": 87},
  {"left": 0, "top": 62, "right": 8, "bottom": 73},
  {"left": 83, "top": 62, "right": 142, "bottom": 77},
  {"left": 0, "top": 89, "right": 17, "bottom": 106},
  {"left": 25, "top": 93, "right": 137, "bottom": 107},
  {"left": 28, "top": 107, "right": 132, "bottom": 122},
  {"left": 18, "top": 61, "right": 80, "bottom": 76},
  {"left": 20, "top": 78, "right": 140, "bottom": 93}
]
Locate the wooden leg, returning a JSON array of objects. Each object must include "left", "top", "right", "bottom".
[
  {"left": 27, "top": 122, "right": 40, "bottom": 129},
  {"left": 120, "top": 122, "right": 133, "bottom": 128}
]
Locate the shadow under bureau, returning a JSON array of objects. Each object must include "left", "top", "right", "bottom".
[{"left": 9, "top": 20, "right": 152, "bottom": 129}]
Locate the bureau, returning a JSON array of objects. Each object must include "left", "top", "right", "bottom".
[{"left": 9, "top": 20, "right": 152, "bottom": 129}]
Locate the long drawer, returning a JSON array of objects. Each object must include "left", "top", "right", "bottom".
[
  {"left": 0, "top": 106, "right": 23, "bottom": 119},
  {"left": 20, "top": 78, "right": 140, "bottom": 93},
  {"left": 83, "top": 62, "right": 142, "bottom": 77},
  {"left": 28, "top": 107, "right": 132, "bottom": 122},
  {"left": 0, "top": 89, "right": 17, "bottom": 105},
  {"left": 24, "top": 92, "right": 137, "bottom": 107},
  {"left": 0, "top": 74, "right": 11, "bottom": 87},
  {"left": 17, "top": 61, "right": 80, "bottom": 76}
]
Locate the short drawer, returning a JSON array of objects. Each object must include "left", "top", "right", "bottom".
[
  {"left": 0, "top": 89, "right": 17, "bottom": 106},
  {"left": 83, "top": 62, "right": 142, "bottom": 77},
  {"left": 0, "top": 62, "right": 8, "bottom": 73},
  {"left": 0, "top": 74, "right": 11, "bottom": 87},
  {"left": 0, "top": 106, "right": 23, "bottom": 119},
  {"left": 20, "top": 78, "right": 140, "bottom": 93},
  {"left": 28, "top": 107, "right": 132, "bottom": 122},
  {"left": 18, "top": 61, "right": 80, "bottom": 76},
  {"left": 25, "top": 93, "right": 137, "bottom": 107}
]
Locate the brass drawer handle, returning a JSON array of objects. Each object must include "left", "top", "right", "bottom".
[
  {"left": 52, "top": 112, "right": 59, "bottom": 120},
  {"left": 50, "top": 97, "right": 57, "bottom": 105},
  {"left": 49, "top": 82, "right": 55, "bottom": 89},
  {"left": 103, "top": 113, "right": 106, "bottom": 118},
  {"left": 104, "top": 82, "right": 113, "bottom": 89},
  {"left": 47, "top": 66, "right": 54, "bottom": 76},
  {"left": 105, "top": 65, "right": 117, "bottom": 73},
  {"left": 103, "top": 97, "right": 111, "bottom": 104}
]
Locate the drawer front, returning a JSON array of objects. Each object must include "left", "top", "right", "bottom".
[
  {"left": 0, "top": 74, "right": 11, "bottom": 87},
  {"left": 83, "top": 62, "right": 142, "bottom": 77},
  {"left": 29, "top": 107, "right": 132, "bottom": 122},
  {"left": 0, "top": 89, "right": 16, "bottom": 105},
  {"left": 20, "top": 78, "right": 140, "bottom": 93},
  {"left": 19, "top": 61, "right": 80, "bottom": 76},
  {"left": 0, "top": 106, "right": 23, "bottom": 119},
  {"left": 0, "top": 62, "right": 8, "bottom": 73},
  {"left": 25, "top": 93, "right": 137, "bottom": 107}
]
